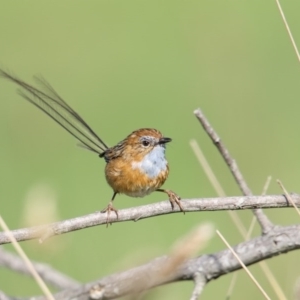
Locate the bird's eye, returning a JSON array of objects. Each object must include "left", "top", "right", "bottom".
[{"left": 142, "top": 140, "right": 150, "bottom": 147}]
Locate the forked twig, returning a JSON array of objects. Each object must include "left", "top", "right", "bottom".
[{"left": 194, "top": 108, "right": 273, "bottom": 233}]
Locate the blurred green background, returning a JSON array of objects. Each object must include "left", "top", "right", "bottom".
[{"left": 1, "top": 1, "right": 300, "bottom": 299}]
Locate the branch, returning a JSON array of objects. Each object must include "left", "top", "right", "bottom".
[
  {"left": 0, "top": 247, "right": 80, "bottom": 289},
  {"left": 0, "top": 194, "right": 296, "bottom": 245},
  {"left": 28, "top": 224, "right": 300, "bottom": 300},
  {"left": 194, "top": 108, "right": 274, "bottom": 233}
]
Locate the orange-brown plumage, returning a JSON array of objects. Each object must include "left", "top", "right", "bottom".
[{"left": 105, "top": 157, "right": 169, "bottom": 196}]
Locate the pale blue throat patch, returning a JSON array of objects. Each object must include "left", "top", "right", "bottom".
[{"left": 131, "top": 145, "right": 168, "bottom": 178}]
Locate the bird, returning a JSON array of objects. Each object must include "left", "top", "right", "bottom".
[{"left": 0, "top": 69, "right": 184, "bottom": 224}]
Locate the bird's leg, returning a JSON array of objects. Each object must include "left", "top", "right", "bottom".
[
  {"left": 101, "top": 192, "right": 119, "bottom": 226},
  {"left": 156, "top": 189, "right": 185, "bottom": 213}
]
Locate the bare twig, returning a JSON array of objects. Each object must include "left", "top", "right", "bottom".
[
  {"left": 0, "top": 194, "right": 297, "bottom": 245},
  {"left": 194, "top": 108, "right": 274, "bottom": 233},
  {"left": 0, "top": 247, "right": 80, "bottom": 289}
]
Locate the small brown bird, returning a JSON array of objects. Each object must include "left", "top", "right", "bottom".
[{"left": 0, "top": 69, "right": 184, "bottom": 223}]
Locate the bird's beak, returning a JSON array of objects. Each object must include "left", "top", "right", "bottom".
[{"left": 159, "top": 137, "right": 172, "bottom": 144}]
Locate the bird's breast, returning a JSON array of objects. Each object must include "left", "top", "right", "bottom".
[
  {"left": 105, "top": 146, "right": 169, "bottom": 197},
  {"left": 131, "top": 146, "right": 168, "bottom": 178}
]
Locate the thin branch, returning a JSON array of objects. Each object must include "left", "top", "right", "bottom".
[
  {"left": 30, "top": 224, "right": 300, "bottom": 300},
  {"left": 0, "top": 247, "right": 80, "bottom": 289},
  {"left": 0, "top": 194, "right": 297, "bottom": 245},
  {"left": 194, "top": 108, "right": 274, "bottom": 233}
]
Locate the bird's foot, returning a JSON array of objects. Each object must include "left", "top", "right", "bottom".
[
  {"left": 165, "top": 190, "right": 185, "bottom": 213},
  {"left": 101, "top": 202, "right": 119, "bottom": 227}
]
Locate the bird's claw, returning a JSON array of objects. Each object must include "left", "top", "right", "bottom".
[
  {"left": 101, "top": 202, "right": 119, "bottom": 227},
  {"left": 166, "top": 190, "right": 185, "bottom": 213}
]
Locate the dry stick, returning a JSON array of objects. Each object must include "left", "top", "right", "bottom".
[
  {"left": 194, "top": 108, "right": 273, "bottom": 233},
  {"left": 216, "top": 230, "right": 271, "bottom": 300},
  {"left": 0, "top": 216, "right": 55, "bottom": 300},
  {"left": 275, "top": 0, "right": 300, "bottom": 62},
  {"left": 190, "top": 141, "right": 286, "bottom": 300},
  {"left": 277, "top": 180, "right": 300, "bottom": 217},
  {"left": 194, "top": 109, "right": 285, "bottom": 300}
]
